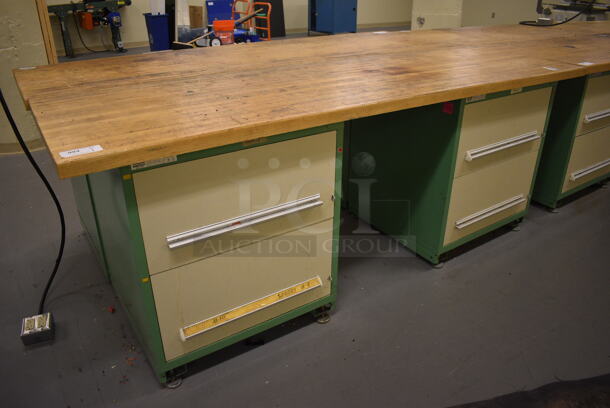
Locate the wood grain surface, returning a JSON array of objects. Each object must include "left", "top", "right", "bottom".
[{"left": 13, "top": 21, "right": 610, "bottom": 178}]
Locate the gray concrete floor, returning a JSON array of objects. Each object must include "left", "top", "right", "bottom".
[{"left": 0, "top": 150, "right": 609, "bottom": 408}]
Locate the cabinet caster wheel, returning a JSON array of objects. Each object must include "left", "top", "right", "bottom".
[
  {"left": 433, "top": 262, "right": 445, "bottom": 269},
  {"left": 550, "top": 208, "right": 559, "bottom": 214},
  {"left": 599, "top": 182, "right": 608, "bottom": 189},
  {"left": 512, "top": 225, "right": 521, "bottom": 232},
  {"left": 316, "top": 312, "right": 331, "bottom": 324},
  {"left": 165, "top": 378, "right": 183, "bottom": 389}
]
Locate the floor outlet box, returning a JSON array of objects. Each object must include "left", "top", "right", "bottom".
[{"left": 21, "top": 313, "right": 54, "bottom": 345}]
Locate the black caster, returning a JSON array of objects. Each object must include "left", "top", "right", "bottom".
[
  {"left": 164, "top": 366, "right": 187, "bottom": 389},
  {"left": 165, "top": 378, "right": 183, "bottom": 389},
  {"left": 316, "top": 312, "right": 331, "bottom": 324},
  {"left": 313, "top": 305, "right": 332, "bottom": 324}
]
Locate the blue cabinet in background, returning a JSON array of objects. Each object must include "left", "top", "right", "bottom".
[
  {"left": 309, "top": 0, "right": 357, "bottom": 34},
  {"left": 206, "top": 0, "right": 235, "bottom": 24}
]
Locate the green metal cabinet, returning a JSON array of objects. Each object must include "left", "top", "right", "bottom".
[
  {"left": 533, "top": 72, "right": 610, "bottom": 208},
  {"left": 346, "top": 84, "right": 555, "bottom": 265},
  {"left": 71, "top": 124, "right": 344, "bottom": 383}
]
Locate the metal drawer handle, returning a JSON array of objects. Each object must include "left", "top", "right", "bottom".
[
  {"left": 455, "top": 194, "right": 526, "bottom": 230},
  {"left": 584, "top": 109, "right": 610, "bottom": 124},
  {"left": 166, "top": 194, "right": 323, "bottom": 249},
  {"left": 570, "top": 158, "right": 610, "bottom": 181},
  {"left": 465, "top": 131, "right": 539, "bottom": 162}
]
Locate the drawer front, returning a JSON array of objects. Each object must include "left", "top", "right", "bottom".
[
  {"left": 577, "top": 74, "right": 610, "bottom": 136},
  {"left": 151, "top": 219, "right": 334, "bottom": 361},
  {"left": 562, "top": 126, "right": 610, "bottom": 193},
  {"left": 444, "top": 150, "right": 538, "bottom": 246},
  {"left": 134, "top": 132, "right": 337, "bottom": 274},
  {"left": 456, "top": 87, "right": 551, "bottom": 178}
]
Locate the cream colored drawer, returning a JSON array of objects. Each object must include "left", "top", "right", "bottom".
[
  {"left": 444, "top": 150, "right": 538, "bottom": 246},
  {"left": 562, "top": 126, "right": 610, "bottom": 193},
  {"left": 134, "top": 131, "right": 337, "bottom": 274},
  {"left": 456, "top": 87, "right": 551, "bottom": 178},
  {"left": 151, "top": 219, "right": 334, "bottom": 361},
  {"left": 577, "top": 74, "right": 610, "bottom": 136}
]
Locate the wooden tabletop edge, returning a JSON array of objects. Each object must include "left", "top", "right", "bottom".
[
  {"left": 13, "top": 21, "right": 610, "bottom": 178},
  {"left": 51, "top": 65, "right": 594, "bottom": 179},
  {"left": 12, "top": 68, "right": 33, "bottom": 111}
]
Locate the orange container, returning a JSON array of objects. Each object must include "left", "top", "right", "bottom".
[
  {"left": 213, "top": 20, "right": 235, "bottom": 32},
  {"left": 78, "top": 11, "right": 95, "bottom": 30}
]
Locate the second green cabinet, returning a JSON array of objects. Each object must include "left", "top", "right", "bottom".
[
  {"left": 533, "top": 72, "right": 610, "bottom": 208},
  {"left": 346, "top": 84, "right": 555, "bottom": 265}
]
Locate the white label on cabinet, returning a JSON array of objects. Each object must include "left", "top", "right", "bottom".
[
  {"left": 466, "top": 94, "right": 486, "bottom": 103},
  {"left": 131, "top": 156, "right": 177, "bottom": 170},
  {"left": 59, "top": 145, "right": 103, "bottom": 158}
]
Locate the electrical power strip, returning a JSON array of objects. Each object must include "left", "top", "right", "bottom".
[{"left": 21, "top": 313, "right": 55, "bottom": 345}]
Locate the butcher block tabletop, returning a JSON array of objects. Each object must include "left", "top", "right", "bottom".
[{"left": 14, "top": 21, "right": 610, "bottom": 178}]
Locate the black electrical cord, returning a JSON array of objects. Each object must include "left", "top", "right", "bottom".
[
  {"left": 72, "top": 6, "right": 103, "bottom": 53},
  {"left": 519, "top": 4, "right": 592, "bottom": 26},
  {"left": 0, "top": 89, "right": 66, "bottom": 315}
]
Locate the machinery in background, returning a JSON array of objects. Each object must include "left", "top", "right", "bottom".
[
  {"left": 536, "top": 0, "right": 609, "bottom": 23},
  {"left": 174, "top": 5, "right": 271, "bottom": 48},
  {"left": 206, "top": 0, "right": 280, "bottom": 38},
  {"left": 208, "top": 18, "right": 260, "bottom": 46},
  {"left": 253, "top": 2, "right": 273, "bottom": 40},
  {"left": 233, "top": 0, "right": 254, "bottom": 28},
  {"left": 228, "top": 1, "right": 273, "bottom": 41},
  {"left": 47, "top": 0, "right": 132, "bottom": 58}
]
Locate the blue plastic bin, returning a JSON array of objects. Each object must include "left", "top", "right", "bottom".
[{"left": 144, "top": 13, "right": 170, "bottom": 51}]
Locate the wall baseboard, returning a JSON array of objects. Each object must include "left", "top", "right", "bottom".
[
  {"left": 0, "top": 139, "right": 46, "bottom": 155},
  {"left": 286, "top": 21, "right": 411, "bottom": 34},
  {"left": 55, "top": 41, "right": 150, "bottom": 57}
]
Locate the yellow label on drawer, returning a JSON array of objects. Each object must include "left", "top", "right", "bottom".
[{"left": 180, "top": 276, "right": 323, "bottom": 341}]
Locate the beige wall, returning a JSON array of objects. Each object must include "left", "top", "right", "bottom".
[
  {"left": 461, "top": 0, "right": 537, "bottom": 27},
  {"left": 357, "top": 0, "right": 412, "bottom": 26},
  {"left": 411, "top": 0, "right": 463, "bottom": 30},
  {"left": 411, "top": 0, "right": 538, "bottom": 30},
  {"left": 0, "top": 0, "right": 48, "bottom": 147}
]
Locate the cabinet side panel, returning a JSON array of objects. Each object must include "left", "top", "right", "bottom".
[
  {"left": 71, "top": 176, "right": 108, "bottom": 278},
  {"left": 533, "top": 77, "right": 586, "bottom": 208},
  {"left": 87, "top": 170, "right": 167, "bottom": 377}
]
